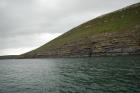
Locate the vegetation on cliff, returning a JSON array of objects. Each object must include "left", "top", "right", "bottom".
[{"left": 21, "top": 3, "right": 140, "bottom": 58}]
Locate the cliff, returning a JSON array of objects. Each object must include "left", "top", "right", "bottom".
[{"left": 21, "top": 3, "right": 140, "bottom": 58}]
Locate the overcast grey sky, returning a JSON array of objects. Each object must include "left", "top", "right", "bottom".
[{"left": 0, "top": 0, "right": 139, "bottom": 55}]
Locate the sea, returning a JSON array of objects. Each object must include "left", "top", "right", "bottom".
[{"left": 0, "top": 56, "right": 140, "bottom": 93}]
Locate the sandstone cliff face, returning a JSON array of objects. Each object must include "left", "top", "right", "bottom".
[
  {"left": 21, "top": 3, "right": 140, "bottom": 58},
  {"left": 22, "top": 25, "right": 140, "bottom": 58},
  {"left": 31, "top": 26, "right": 140, "bottom": 57}
]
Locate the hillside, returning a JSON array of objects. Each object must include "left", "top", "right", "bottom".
[
  {"left": 0, "top": 55, "right": 18, "bottom": 59},
  {"left": 21, "top": 3, "right": 140, "bottom": 58}
]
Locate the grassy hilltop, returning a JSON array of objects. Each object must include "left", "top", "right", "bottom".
[{"left": 21, "top": 3, "right": 140, "bottom": 58}]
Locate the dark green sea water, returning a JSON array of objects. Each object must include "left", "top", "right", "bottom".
[{"left": 0, "top": 56, "right": 140, "bottom": 93}]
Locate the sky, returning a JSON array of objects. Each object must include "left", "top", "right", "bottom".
[{"left": 0, "top": 0, "right": 140, "bottom": 55}]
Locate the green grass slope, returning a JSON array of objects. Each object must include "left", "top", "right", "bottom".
[{"left": 22, "top": 3, "right": 140, "bottom": 58}]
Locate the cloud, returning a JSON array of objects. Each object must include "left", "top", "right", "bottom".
[
  {"left": 0, "top": 33, "right": 61, "bottom": 49},
  {"left": 0, "top": 0, "right": 139, "bottom": 55}
]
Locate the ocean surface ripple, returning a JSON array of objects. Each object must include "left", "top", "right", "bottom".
[{"left": 0, "top": 56, "right": 140, "bottom": 93}]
